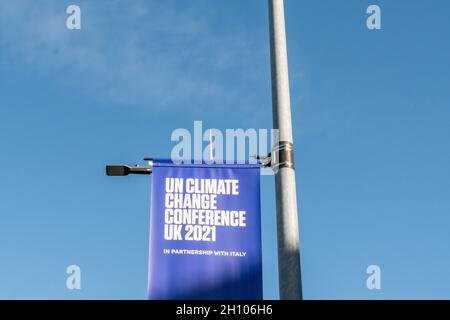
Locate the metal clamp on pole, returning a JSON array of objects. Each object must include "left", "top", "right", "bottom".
[{"left": 271, "top": 141, "right": 295, "bottom": 171}]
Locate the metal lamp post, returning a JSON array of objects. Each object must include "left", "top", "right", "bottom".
[{"left": 269, "top": 0, "right": 303, "bottom": 300}]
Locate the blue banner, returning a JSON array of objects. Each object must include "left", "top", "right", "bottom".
[{"left": 148, "top": 160, "right": 263, "bottom": 300}]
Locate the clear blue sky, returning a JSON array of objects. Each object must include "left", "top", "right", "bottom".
[{"left": 1, "top": 0, "right": 450, "bottom": 299}]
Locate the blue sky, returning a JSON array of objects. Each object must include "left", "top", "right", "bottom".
[{"left": 1, "top": 0, "right": 450, "bottom": 299}]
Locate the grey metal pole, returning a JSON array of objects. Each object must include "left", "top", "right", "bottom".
[{"left": 268, "top": 0, "right": 302, "bottom": 300}]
